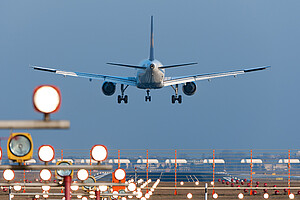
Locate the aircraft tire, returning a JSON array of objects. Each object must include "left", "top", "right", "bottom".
[
  {"left": 178, "top": 95, "right": 182, "bottom": 104},
  {"left": 117, "top": 95, "right": 121, "bottom": 104},
  {"left": 124, "top": 95, "right": 128, "bottom": 104},
  {"left": 171, "top": 95, "right": 175, "bottom": 104}
]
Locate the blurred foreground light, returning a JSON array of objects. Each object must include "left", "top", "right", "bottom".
[
  {"left": 35, "top": 195, "right": 40, "bottom": 198},
  {"left": 187, "top": 193, "right": 193, "bottom": 199},
  {"left": 289, "top": 193, "right": 295, "bottom": 199},
  {"left": 212, "top": 193, "right": 218, "bottom": 199},
  {"left": 195, "top": 181, "right": 199, "bottom": 185},
  {"left": 43, "top": 194, "right": 49, "bottom": 198},
  {"left": 89, "top": 194, "right": 96, "bottom": 199},
  {"left": 3, "top": 169, "right": 15, "bottom": 181},
  {"left": 82, "top": 197, "right": 87, "bottom": 200},
  {"left": 77, "top": 169, "right": 89, "bottom": 181},
  {"left": 141, "top": 197, "right": 146, "bottom": 200},
  {"left": 77, "top": 195, "right": 82, "bottom": 199},
  {"left": 40, "top": 169, "right": 52, "bottom": 181},
  {"left": 136, "top": 191, "right": 143, "bottom": 198},
  {"left": 33, "top": 85, "right": 61, "bottom": 114},
  {"left": 71, "top": 185, "right": 79, "bottom": 191},
  {"left": 99, "top": 185, "right": 108, "bottom": 192},
  {"left": 56, "top": 161, "right": 72, "bottom": 177},
  {"left": 211, "top": 181, "right": 214, "bottom": 185},
  {"left": 145, "top": 193, "right": 150, "bottom": 199},
  {"left": 8, "top": 133, "right": 33, "bottom": 163},
  {"left": 42, "top": 185, "right": 51, "bottom": 191},
  {"left": 128, "top": 182, "right": 137, "bottom": 192},
  {"left": 38, "top": 145, "right": 55, "bottom": 162},
  {"left": 238, "top": 193, "right": 244, "bottom": 199},
  {"left": 121, "top": 197, "right": 127, "bottom": 200},
  {"left": 13, "top": 185, "right": 22, "bottom": 191},
  {"left": 180, "top": 181, "right": 184, "bottom": 185},
  {"left": 263, "top": 193, "right": 269, "bottom": 199},
  {"left": 148, "top": 191, "right": 153, "bottom": 195},
  {"left": 112, "top": 191, "right": 118, "bottom": 198},
  {"left": 114, "top": 168, "right": 126, "bottom": 180},
  {"left": 91, "top": 145, "right": 108, "bottom": 162}
]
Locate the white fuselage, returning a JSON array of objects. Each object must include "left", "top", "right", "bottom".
[{"left": 136, "top": 59, "right": 165, "bottom": 89}]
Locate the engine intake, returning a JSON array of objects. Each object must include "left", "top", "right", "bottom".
[
  {"left": 102, "top": 82, "right": 116, "bottom": 96},
  {"left": 182, "top": 82, "right": 196, "bottom": 96}
]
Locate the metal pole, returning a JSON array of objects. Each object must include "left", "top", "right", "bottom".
[
  {"left": 205, "top": 183, "right": 208, "bottom": 200},
  {"left": 64, "top": 176, "right": 71, "bottom": 200},
  {"left": 96, "top": 189, "right": 100, "bottom": 200},
  {"left": 250, "top": 149, "right": 253, "bottom": 195},
  {"left": 9, "top": 186, "right": 12, "bottom": 200},
  {"left": 174, "top": 149, "right": 177, "bottom": 195},
  {"left": 213, "top": 149, "right": 215, "bottom": 194},
  {"left": 288, "top": 149, "right": 291, "bottom": 195},
  {"left": 118, "top": 149, "right": 120, "bottom": 168}
]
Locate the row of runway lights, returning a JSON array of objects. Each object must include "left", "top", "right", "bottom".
[
  {"left": 135, "top": 179, "right": 160, "bottom": 200},
  {"left": 186, "top": 192, "right": 296, "bottom": 199}
]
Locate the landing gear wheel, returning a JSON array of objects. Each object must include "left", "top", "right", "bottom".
[
  {"left": 124, "top": 95, "right": 128, "bottom": 104},
  {"left": 117, "top": 84, "right": 129, "bottom": 104},
  {"left": 178, "top": 95, "right": 182, "bottom": 104},
  {"left": 145, "top": 89, "right": 151, "bottom": 102},
  {"left": 118, "top": 95, "right": 121, "bottom": 104},
  {"left": 172, "top": 95, "right": 175, "bottom": 104},
  {"left": 149, "top": 96, "right": 151, "bottom": 102}
]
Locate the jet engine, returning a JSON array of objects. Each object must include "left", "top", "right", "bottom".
[
  {"left": 102, "top": 82, "right": 116, "bottom": 96},
  {"left": 182, "top": 82, "right": 196, "bottom": 96}
]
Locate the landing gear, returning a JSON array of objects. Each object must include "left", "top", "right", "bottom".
[
  {"left": 117, "top": 84, "right": 129, "bottom": 104},
  {"left": 171, "top": 84, "right": 182, "bottom": 104},
  {"left": 145, "top": 89, "right": 151, "bottom": 102}
]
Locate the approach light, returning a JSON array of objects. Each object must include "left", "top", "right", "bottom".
[
  {"left": 263, "top": 193, "right": 269, "bottom": 199},
  {"left": 42, "top": 185, "right": 51, "bottom": 192},
  {"left": 7, "top": 133, "right": 33, "bottom": 163},
  {"left": 180, "top": 181, "right": 184, "bottom": 185},
  {"left": 91, "top": 145, "right": 108, "bottom": 162},
  {"left": 35, "top": 195, "right": 40, "bottom": 198},
  {"left": 141, "top": 197, "right": 146, "bottom": 200},
  {"left": 99, "top": 185, "right": 108, "bottom": 192},
  {"left": 13, "top": 185, "right": 22, "bottom": 191},
  {"left": 3, "top": 169, "right": 15, "bottom": 181},
  {"left": 121, "top": 197, "right": 127, "bottom": 200},
  {"left": 238, "top": 193, "right": 244, "bottom": 199},
  {"left": 136, "top": 191, "right": 143, "bottom": 198},
  {"left": 43, "top": 194, "right": 49, "bottom": 198},
  {"left": 145, "top": 193, "right": 150, "bottom": 199},
  {"left": 56, "top": 161, "right": 73, "bottom": 178},
  {"left": 213, "top": 193, "right": 218, "bottom": 199},
  {"left": 77, "top": 169, "right": 89, "bottom": 181},
  {"left": 33, "top": 85, "right": 61, "bottom": 114},
  {"left": 38, "top": 145, "right": 55, "bottom": 162},
  {"left": 40, "top": 169, "right": 52, "bottom": 181},
  {"left": 128, "top": 195, "right": 133, "bottom": 199},
  {"left": 112, "top": 191, "right": 118, "bottom": 199},
  {"left": 83, "top": 176, "right": 96, "bottom": 191},
  {"left": 187, "top": 193, "right": 193, "bottom": 199},
  {"left": 71, "top": 185, "right": 79, "bottom": 191},
  {"left": 148, "top": 191, "right": 153, "bottom": 195},
  {"left": 195, "top": 181, "right": 199, "bottom": 185},
  {"left": 82, "top": 197, "right": 87, "bottom": 200},
  {"left": 289, "top": 193, "right": 295, "bottom": 199},
  {"left": 114, "top": 168, "right": 126, "bottom": 181},
  {"left": 89, "top": 195, "right": 96, "bottom": 199},
  {"left": 128, "top": 182, "right": 137, "bottom": 192}
]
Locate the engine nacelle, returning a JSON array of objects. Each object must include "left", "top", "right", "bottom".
[
  {"left": 182, "top": 82, "right": 196, "bottom": 96},
  {"left": 102, "top": 82, "right": 116, "bottom": 96}
]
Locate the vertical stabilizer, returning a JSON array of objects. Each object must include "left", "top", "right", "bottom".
[{"left": 149, "top": 16, "right": 154, "bottom": 61}]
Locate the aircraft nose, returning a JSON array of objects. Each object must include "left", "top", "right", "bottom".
[{"left": 150, "top": 63, "right": 155, "bottom": 69}]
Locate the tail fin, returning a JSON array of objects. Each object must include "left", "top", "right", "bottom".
[{"left": 149, "top": 16, "right": 154, "bottom": 61}]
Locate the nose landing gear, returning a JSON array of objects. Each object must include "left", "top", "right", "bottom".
[
  {"left": 145, "top": 89, "right": 151, "bottom": 102},
  {"left": 117, "top": 84, "right": 129, "bottom": 104},
  {"left": 171, "top": 84, "right": 182, "bottom": 104}
]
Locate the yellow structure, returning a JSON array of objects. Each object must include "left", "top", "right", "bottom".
[{"left": 7, "top": 133, "right": 33, "bottom": 163}]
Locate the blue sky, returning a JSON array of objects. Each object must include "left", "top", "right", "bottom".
[{"left": 0, "top": 1, "right": 299, "bottom": 151}]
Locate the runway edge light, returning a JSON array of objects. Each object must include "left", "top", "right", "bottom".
[{"left": 7, "top": 133, "right": 33, "bottom": 163}]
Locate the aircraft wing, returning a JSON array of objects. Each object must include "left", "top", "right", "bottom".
[
  {"left": 32, "top": 66, "right": 137, "bottom": 86},
  {"left": 163, "top": 66, "right": 270, "bottom": 86}
]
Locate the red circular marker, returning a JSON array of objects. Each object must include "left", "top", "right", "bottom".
[{"left": 33, "top": 85, "right": 61, "bottom": 114}]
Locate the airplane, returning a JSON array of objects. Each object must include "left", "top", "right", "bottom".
[{"left": 32, "top": 16, "right": 270, "bottom": 104}]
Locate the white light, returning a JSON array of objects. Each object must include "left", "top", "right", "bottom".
[
  {"left": 62, "top": 197, "right": 65, "bottom": 200},
  {"left": 121, "top": 197, "right": 127, "bottom": 200},
  {"left": 145, "top": 193, "right": 150, "bottom": 199},
  {"left": 195, "top": 181, "right": 199, "bottom": 185},
  {"left": 33, "top": 85, "right": 61, "bottom": 113},
  {"left": 263, "top": 193, "right": 269, "bottom": 199},
  {"left": 77, "top": 195, "right": 82, "bottom": 199},
  {"left": 99, "top": 185, "right": 108, "bottom": 192},
  {"left": 35, "top": 195, "right": 40, "bottom": 198},
  {"left": 213, "top": 193, "right": 218, "bottom": 199},
  {"left": 43, "top": 194, "right": 49, "bottom": 198},
  {"left": 289, "top": 193, "right": 295, "bottom": 199},
  {"left": 238, "top": 193, "right": 244, "bottom": 199},
  {"left": 150, "top": 188, "right": 154, "bottom": 192},
  {"left": 38, "top": 145, "right": 55, "bottom": 162},
  {"left": 141, "top": 197, "right": 146, "bottom": 200},
  {"left": 10, "top": 194, "right": 14, "bottom": 199},
  {"left": 128, "top": 183, "right": 137, "bottom": 192},
  {"left": 114, "top": 168, "right": 126, "bottom": 180},
  {"left": 42, "top": 185, "right": 51, "bottom": 191},
  {"left": 113, "top": 191, "right": 118, "bottom": 198},
  {"left": 89, "top": 195, "right": 96, "bottom": 199},
  {"left": 187, "top": 193, "right": 193, "bottom": 199},
  {"left": 13, "top": 185, "right": 22, "bottom": 191},
  {"left": 77, "top": 169, "right": 89, "bottom": 181},
  {"left": 128, "top": 195, "right": 133, "bottom": 199},
  {"left": 180, "top": 181, "right": 184, "bottom": 185},
  {"left": 148, "top": 191, "right": 153, "bottom": 195},
  {"left": 211, "top": 181, "right": 214, "bottom": 185},
  {"left": 91, "top": 145, "right": 108, "bottom": 161},
  {"left": 136, "top": 191, "right": 143, "bottom": 198},
  {"left": 82, "top": 197, "right": 88, "bottom": 200},
  {"left": 71, "top": 185, "right": 79, "bottom": 191},
  {"left": 40, "top": 169, "right": 52, "bottom": 181},
  {"left": 3, "top": 169, "right": 15, "bottom": 181}
]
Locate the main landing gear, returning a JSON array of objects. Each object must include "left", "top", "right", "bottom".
[
  {"left": 117, "top": 84, "right": 128, "bottom": 104},
  {"left": 171, "top": 84, "right": 182, "bottom": 104},
  {"left": 145, "top": 89, "right": 151, "bottom": 102}
]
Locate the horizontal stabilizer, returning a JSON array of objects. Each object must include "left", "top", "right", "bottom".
[
  {"left": 107, "top": 62, "right": 146, "bottom": 69},
  {"left": 160, "top": 62, "right": 198, "bottom": 69}
]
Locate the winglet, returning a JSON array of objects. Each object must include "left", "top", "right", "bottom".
[
  {"left": 149, "top": 16, "right": 154, "bottom": 61},
  {"left": 244, "top": 65, "right": 271, "bottom": 73}
]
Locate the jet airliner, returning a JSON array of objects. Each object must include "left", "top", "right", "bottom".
[{"left": 33, "top": 16, "right": 270, "bottom": 104}]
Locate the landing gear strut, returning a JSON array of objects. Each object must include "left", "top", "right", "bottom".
[
  {"left": 171, "top": 84, "right": 182, "bottom": 104},
  {"left": 117, "top": 84, "right": 129, "bottom": 104},
  {"left": 145, "top": 89, "right": 151, "bottom": 102}
]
